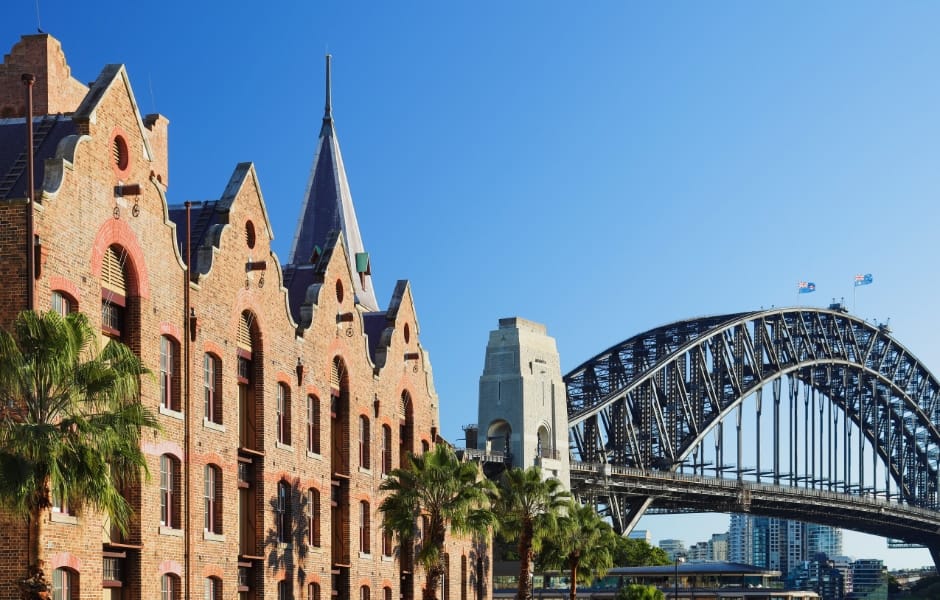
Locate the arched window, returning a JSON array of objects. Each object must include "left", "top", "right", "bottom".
[
  {"left": 384, "top": 587, "right": 392, "bottom": 600},
  {"left": 278, "top": 580, "right": 291, "bottom": 600},
  {"left": 399, "top": 391, "right": 414, "bottom": 468},
  {"left": 360, "top": 586, "right": 370, "bottom": 600},
  {"left": 276, "top": 480, "right": 291, "bottom": 543},
  {"left": 204, "top": 353, "right": 222, "bottom": 424},
  {"left": 443, "top": 553, "right": 451, "bottom": 600},
  {"left": 306, "top": 394, "right": 320, "bottom": 454},
  {"left": 204, "top": 464, "right": 222, "bottom": 534},
  {"left": 161, "top": 573, "right": 180, "bottom": 600},
  {"left": 421, "top": 440, "right": 430, "bottom": 454},
  {"left": 307, "top": 582, "right": 321, "bottom": 600},
  {"left": 51, "top": 291, "right": 74, "bottom": 316},
  {"left": 277, "top": 383, "right": 291, "bottom": 446},
  {"left": 101, "top": 246, "right": 126, "bottom": 335},
  {"left": 381, "top": 424, "right": 392, "bottom": 475},
  {"left": 204, "top": 576, "right": 221, "bottom": 600},
  {"left": 359, "top": 415, "right": 370, "bottom": 469},
  {"left": 307, "top": 488, "right": 320, "bottom": 547},
  {"left": 160, "top": 336, "right": 181, "bottom": 411},
  {"left": 359, "top": 500, "right": 371, "bottom": 554},
  {"left": 52, "top": 567, "right": 77, "bottom": 600},
  {"left": 461, "top": 555, "right": 468, "bottom": 600},
  {"left": 331, "top": 357, "right": 349, "bottom": 474},
  {"left": 160, "top": 454, "right": 181, "bottom": 528},
  {"left": 237, "top": 311, "right": 259, "bottom": 451}
]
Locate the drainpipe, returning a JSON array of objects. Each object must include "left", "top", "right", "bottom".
[
  {"left": 22, "top": 73, "right": 35, "bottom": 311},
  {"left": 183, "top": 201, "right": 193, "bottom": 600}
]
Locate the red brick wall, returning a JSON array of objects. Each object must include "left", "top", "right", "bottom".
[
  {"left": 0, "top": 34, "right": 88, "bottom": 118},
  {"left": 0, "top": 33, "right": 489, "bottom": 600}
]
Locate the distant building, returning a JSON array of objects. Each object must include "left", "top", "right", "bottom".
[
  {"left": 847, "top": 559, "right": 887, "bottom": 600},
  {"left": 659, "top": 539, "right": 687, "bottom": 561},
  {"left": 709, "top": 533, "right": 729, "bottom": 562},
  {"left": 729, "top": 515, "right": 841, "bottom": 576},
  {"left": 628, "top": 529, "right": 652, "bottom": 543}
]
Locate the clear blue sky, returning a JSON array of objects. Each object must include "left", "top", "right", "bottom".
[{"left": 4, "top": 1, "right": 939, "bottom": 571}]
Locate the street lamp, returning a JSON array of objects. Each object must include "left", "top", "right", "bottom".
[{"left": 674, "top": 554, "right": 685, "bottom": 600}]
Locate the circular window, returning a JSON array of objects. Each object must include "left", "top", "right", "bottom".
[
  {"left": 336, "top": 280, "right": 344, "bottom": 303},
  {"left": 403, "top": 323, "right": 411, "bottom": 344},
  {"left": 246, "top": 220, "right": 256, "bottom": 249}
]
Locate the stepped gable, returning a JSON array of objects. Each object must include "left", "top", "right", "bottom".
[{"left": 287, "top": 54, "right": 379, "bottom": 312}]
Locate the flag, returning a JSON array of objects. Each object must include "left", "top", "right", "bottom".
[
  {"left": 798, "top": 281, "right": 816, "bottom": 294},
  {"left": 854, "top": 273, "right": 873, "bottom": 287}
]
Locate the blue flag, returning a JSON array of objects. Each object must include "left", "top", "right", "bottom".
[
  {"left": 798, "top": 281, "right": 816, "bottom": 294},
  {"left": 854, "top": 273, "right": 873, "bottom": 287}
]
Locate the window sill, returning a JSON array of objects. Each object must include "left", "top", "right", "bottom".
[
  {"left": 275, "top": 441, "right": 294, "bottom": 453},
  {"left": 159, "top": 406, "right": 184, "bottom": 420},
  {"left": 359, "top": 467, "right": 372, "bottom": 475},
  {"left": 159, "top": 526, "right": 184, "bottom": 537},
  {"left": 359, "top": 551, "right": 372, "bottom": 560},
  {"left": 306, "top": 450, "right": 323, "bottom": 461},
  {"left": 50, "top": 512, "right": 78, "bottom": 525},
  {"left": 203, "top": 418, "right": 225, "bottom": 432},
  {"left": 203, "top": 530, "right": 225, "bottom": 543},
  {"left": 381, "top": 555, "right": 393, "bottom": 563}
]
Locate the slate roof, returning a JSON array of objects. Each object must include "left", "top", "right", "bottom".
[
  {"left": 287, "top": 55, "right": 379, "bottom": 311},
  {"left": 0, "top": 115, "right": 78, "bottom": 200}
]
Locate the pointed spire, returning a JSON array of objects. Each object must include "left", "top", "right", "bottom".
[
  {"left": 288, "top": 54, "right": 380, "bottom": 311},
  {"left": 324, "top": 54, "right": 332, "bottom": 122}
]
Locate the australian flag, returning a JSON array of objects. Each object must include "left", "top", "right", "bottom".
[
  {"left": 798, "top": 281, "right": 816, "bottom": 294},
  {"left": 854, "top": 273, "right": 873, "bottom": 287}
]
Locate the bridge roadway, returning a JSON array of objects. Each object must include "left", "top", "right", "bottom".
[{"left": 569, "top": 461, "right": 940, "bottom": 550}]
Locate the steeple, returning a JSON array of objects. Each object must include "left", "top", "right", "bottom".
[{"left": 288, "top": 55, "right": 379, "bottom": 311}]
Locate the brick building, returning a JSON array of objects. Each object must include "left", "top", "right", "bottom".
[{"left": 0, "top": 33, "right": 488, "bottom": 600}]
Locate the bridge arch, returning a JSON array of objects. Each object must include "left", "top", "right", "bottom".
[{"left": 564, "top": 307, "right": 940, "bottom": 555}]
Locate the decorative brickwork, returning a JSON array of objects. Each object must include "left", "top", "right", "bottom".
[{"left": 0, "top": 33, "right": 489, "bottom": 600}]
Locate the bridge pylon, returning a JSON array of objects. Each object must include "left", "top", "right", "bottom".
[{"left": 476, "top": 317, "right": 571, "bottom": 488}]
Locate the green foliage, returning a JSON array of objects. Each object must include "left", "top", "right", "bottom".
[
  {"left": 379, "top": 444, "right": 496, "bottom": 600},
  {"left": 494, "top": 467, "right": 571, "bottom": 600},
  {"left": 0, "top": 310, "right": 158, "bottom": 596},
  {"left": 613, "top": 537, "right": 672, "bottom": 567},
  {"left": 615, "top": 584, "right": 665, "bottom": 600},
  {"left": 538, "top": 501, "right": 619, "bottom": 600},
  {"left": 907, "top": 575, "right": 940, "bottom": 598}
]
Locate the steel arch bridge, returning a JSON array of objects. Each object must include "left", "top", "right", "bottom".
[{"left": 563, "top": 306, "right": 940, "bottom": 563}]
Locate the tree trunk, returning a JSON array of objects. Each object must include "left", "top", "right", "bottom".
[
  {"left": 517, "top": 521, "right": 534, "bottom": 600},
  {"left": 425, "top": 561, "right": 442, "bottom": 600},
  {"left": 568, "top": 558, "right": 579, "bottom": 600},
  {"left": 20, "top": 507, "right": 50, "bottom": 600}
]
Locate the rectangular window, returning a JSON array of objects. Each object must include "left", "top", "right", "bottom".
[
  {"left": 308, "top": 488, "right": 320, "bottom": 547},
  {"left": 160, "top": 455, "right": 176, "bottom": 528},
  {"left": 359, "top": 501, "right": 370, "bottom": 554},
  {"left": 277, "top": 384, "right": 291, "bottom": 445},
  {"left": 359, "top": 416, "right": 370, "bottom": 470},
  {"left": 160, "top": 337, "right": 179, "bottom": 411},
  {"left": 204, "top": 466, "right": 216, "bottom": 532},
  {"left": 204, "top": 354, "right": 221, "bottom": 424},
  {"left": 306, "top": 395, "right": 319, "bottom": 454},
  {"left": 381, "top": 425, "right": 392, "bottom": 475}
]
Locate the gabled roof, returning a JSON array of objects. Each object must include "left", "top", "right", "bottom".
[{"left": 287, "top": 55, "right": 379, "bottom": 312}]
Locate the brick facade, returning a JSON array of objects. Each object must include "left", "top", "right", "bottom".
[{"left": 0, "top": 33, "right": 489, "bottom": 600}]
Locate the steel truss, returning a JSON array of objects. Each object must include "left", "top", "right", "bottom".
[{"left": 564, "top": 307, "right": 940, "bottom": 549}]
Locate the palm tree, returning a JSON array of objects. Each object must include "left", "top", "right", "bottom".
[
  {"left": 0, "top": 310, "right": 157, "bottom": 599},
  {"left": 538, "top": 501, "right": 618, "bottom": 600},
  {"left": 379, "top": 444, "right": 497, "bottom": 600},
  {"left": 495, "top": 466, "right": 570, "bottom": 600}
]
